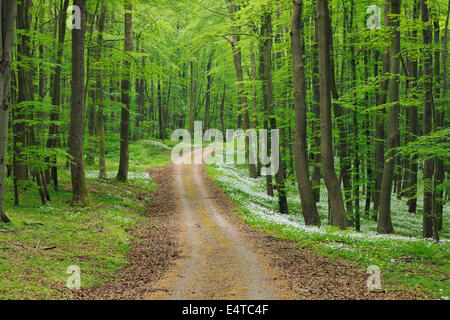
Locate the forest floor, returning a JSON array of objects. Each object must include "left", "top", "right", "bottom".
[
  {"left": 76, "top": 148, "right": 417, "bottom": 300},
  {"left": 0, "top": 140, "right": 444, "bottom": 299}
]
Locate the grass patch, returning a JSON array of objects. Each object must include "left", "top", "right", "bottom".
[
  {"left": 207, "top": 154, "right": 450, "bottom": 300},
  {"left": 0, "top": 138, "right": 172, "bottom": 299}
]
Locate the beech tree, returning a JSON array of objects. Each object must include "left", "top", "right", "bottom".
[
  {"left": 117, "top": 0, "right": 133, "bottom": 182},
  {"left": 378, "top": 0, "right": 402, "bottom": 234},
  {"left": 0, "top": 0, "right": 18, "bottom": 223},
  {"left": 317, "top": 0, "right": 347, "bottom": 229},
  {"left": 290, "top": 0, "right": 320, "bottom": 226},
  {"left": 68, "top": 0, "right": 91, "bottom": 206}
]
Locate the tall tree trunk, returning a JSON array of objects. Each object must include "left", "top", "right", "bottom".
[
  {"left": 262, "top": 12, "right": 289, "bottom": 214},
  {"left": 364, "top": 51, "right": 374, "bottom": 216},
  {"left": 227, "top": 1, "right": 256, "bottom": 179},
  {"left": 220, "top": 84, "right": 226, "bottom": 133},
  {"left": 250, "top": 37, "right": 262, "bottom": 176},
  {"left": 46, "top": 0, "right": 69, "bottom": 191},
  {"left": 133, "top": 38, "right": 144, "bottom": 141},
  {"left": 259, "top": 16, "right": 274, "bottom": 197},
  {"left": 0, "top": 0, "right": 18, "bottom": 223},
  {"left": 378, "top": 0, "right": 401, "bottom": 234},
  {"left": 349, "top": 1, "right": 360, "bottom": 230},
  {"left": 406, "top": 0, "right": 420, "bottom": 214},
  {"left": 290, "top": 0, "right": 320, "bottom": 225},
  {"left": 203, "top": 52, "right": 213, "bottom": 132},
  {"left": 96, "top": 3, "right": 106, "bottom": 179},
  {"left": 433, "top": 14, "right": 444, "bottom": 232},
  {"left": 158, "top": 79, "right": 163, "bottom": 137},
  {"left": 189, "top": 61, "right": 194, "bottom": 135},
  {"left": 328, "top": 4, "right": 352, "bottom": 219},
  {"left": 317, "top": 0, "right": 347, "bottom": 229},
  {"left": 160, "top": 79, "right": 170, "bottom": 140},
  {"left": 311, "top": 16, "right": 321, "bottom": 203},
  {"left": 374, "top": 1, "right": 391, "bottom": 217},
  {"left": 439, "top": 0, "right": 449, "bottom": 226},
  {"left": 14, "top": 0, "right": 33, "bottom": 183},
  {"left": 68, "top": 0, "right": 90, "bottom": 206},
  {"left": 117, "top": 0, "right": 133, "bottom": 182},
  {"left": 421, "top": 0, "right": 438, "bottom": 241}
]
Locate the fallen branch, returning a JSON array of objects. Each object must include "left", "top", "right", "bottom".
[
  {"left": 41, "top": 245, "right": 57, "bottom": 251},
  {"left": 0, "top": 229, "right": 19, "bottom": 236},
  {"left": 24, "top": 222, "right": 45, "bottom": 227}
]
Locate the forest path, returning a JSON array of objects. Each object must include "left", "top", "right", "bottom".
[
  {"left": 145, "top": 148, "right": 282, "bottom": 299},
  {"left": 77, "top": 148, "right": 416, "bottom": 300}
]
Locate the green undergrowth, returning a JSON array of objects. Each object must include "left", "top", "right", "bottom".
[
  {"left": 0, "top": 137, "right": 173, "bottom": 299},
  {"left": 207, "top": 162, "right": 450, "bottom": 300}
]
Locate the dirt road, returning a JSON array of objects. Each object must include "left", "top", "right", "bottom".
[
  {"left": 77, "top": 148, "right": 416, "bottom": 300},
  {"left": 145, "top": 148, "right": 279, "bottom": 299}
]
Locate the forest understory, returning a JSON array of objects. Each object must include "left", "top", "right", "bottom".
[{"left": 0, "top": 0, "right": 448, "bottom": 301}]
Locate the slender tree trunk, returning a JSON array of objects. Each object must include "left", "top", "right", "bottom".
[
  {"left": 189, "top": 61, "right": 194, "bottom": 135},
  {"left": 262, "top": 12, "right": 289, "bottom": 214},
  {"left": 378, "top": 0, "right": 401, "bottom": 234},
  {"left": 364, "top": 51, "right": 374, "bottom": 216},
  {"left": 421, "top": 0, "right": 438, "bottom": 241},
  {"left": 133, "top": 38, "right": 144, "bottom": 141},
  {"left": 406, "top": 0, "right": 420, "bottom": 214},
  {"left": 96, "top": 3, "right": 106, "bottom": 179},
  {"left": 0, "top": 0, "right": 18, "bottom": 223},
  {"left": 158, "top": 79, "right": 163, "bottom": 137},
  {"left": 14, "top": 0, "right": 33, "bottom": 183},
  {"left": 311, "top": 16, "right": 321, "bottom": 203},
  {"left": 203, "top": 52, "right": 213, "bottom": 132},
  {"left": 258, "top": 16, "right": 274, "bottom": 197},
  {"left": 68, "top": 0, "right": 90, "bottom": 206},
  {"left": 440, "top": 0, "right": 449, "bottom": 225},
  {"left": 328, "top": 4, "right": 352, "bottom": 219},
  {"left": 46, "top": 0, "right": 69, "bottom": 191},
  {"left": 291, "top": 0, "right": 320, "bottom": 225},
  {"left": 220, "top": 84, "right": 226, "bottom": 133},
  {"left": 349, "top": 1, "right": 360, "bottom": 230},
  {"left": 433, "top": 15, "right": 444, "bottom": 232},
  {"left": 374, "top": 1, "right": 391, "bottom": 217},
  {"left": 117, "top": 0, "right": 133, "bottom": 183},
  {"left": 317, "top": 0, "right": 347, "bottom": 229},
  {"left": 227, "top": 1, "right": 256, "bottom": 179},
  {"left": 160, "top": 80, "right": 170, "bottom": 140}
]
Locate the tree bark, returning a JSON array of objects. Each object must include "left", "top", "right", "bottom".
[
  {"left": 68, "top": 0, "right": 90, "bottom": 206},
  {"left": 220, "top": 84, "right": 226, "bottom": 133},
  {"left": 227, "top": 1, "right": 256, "bottom": 179},
  {"left": 311, "top": 16, "right": 321, "bottom": 203},
  {"left": 96, "top": 3, "right": 107, "bottom": 179},
  {"left": 117, "top": 0, "right": 133, "bottom": 183},
  {"left": 317, "top": 0, "right": 347, "bottom": 229},
  {"left": 262, "top": 12, "right": 289, "bottom": 214},
  {"left": 328, "top": 4, "right": 352, "bottom": 219},
  {"left": 203, "top": 52, "right": 213, "bottom": 132},
  {"left": 290, "top": 0, "right": 320, "bottom": 225},
  {"left": 433, "top": 13, "right": 444, "bottom": 232},
  {"left": 405, "top": 0, "right": 420, "bottom": 214},
  {"left": 14, "top": 0, "right": 33, "bottom": 182},
  {"left": 421, "top": 0, "right": 438, "bottom": 240},
  {"left": 374, "top": 1, "right": 391, "bottom": 216},
  {"left": 378, "top": 0, "right": 401, "bottom": 234},
  {"left": 189, "top": 61, "right": 194, "bottom": 135},
  {"left": 0, "top": 0, "right": 18, "bottom": 223},
  {"left": 46, "top": 0, "right": 69, "bottom": 191}
]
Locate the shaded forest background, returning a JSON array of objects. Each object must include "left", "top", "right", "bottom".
[{"left": 0, "top": 0, "right": 448, "bottom": 242}]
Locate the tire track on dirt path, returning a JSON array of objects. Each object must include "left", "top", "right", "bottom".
[
  {"left": 146, "top": 148, "right": 278, "bottom": 299},
  {"left": 77, "top": 148, "right": 418, "bottom": 300}
]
